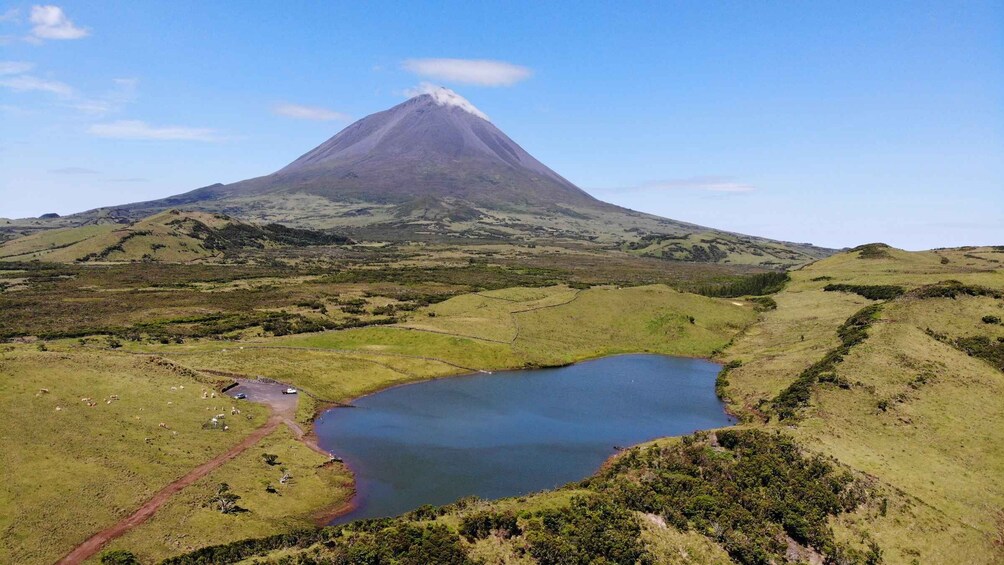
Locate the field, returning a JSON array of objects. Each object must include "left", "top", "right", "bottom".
[
  {"left": 2, "top": 242, "right": 1002, "bottom": 564},
  {"left": 0, "top": 347, "right": 275, "bottom": 564},
  {"left": 159, "top": 245, "right": 1004, "bottom": 565},
  {"left": 722, "top": 245, "right": 1004, "bottom": 563},
  {"left": 0, "top": 247, "right": 761, "bottom": 564}
]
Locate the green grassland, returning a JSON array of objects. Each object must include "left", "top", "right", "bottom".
[
  {"left": 0, "top": 259, "right": 760, "bottom": 564},
  {"left": 5, "top": 239, "right": 1002, "bottom": 564},
  {"left": 0, "top": 347, "right": 273, "bottom": 564},
  {"left": 158, "top": 244, "right": 1003, "bottom": 565},
  {"left": 0, "top": 210, "right": 351, "bottom": 264},
  {"left": 96, "top": 425, "right": 353, "bottom": 564},
  {"left": 135, "top": 285, "right": 755, "bottom": 409},
  {"left": 721, "top": 244, "right": 1004, "bottom": 563}
]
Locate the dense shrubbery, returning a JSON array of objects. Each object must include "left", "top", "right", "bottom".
[
  {"left": 824, "top": 283, "right": 905, "bottom": 300},
  {"left": 594, "top": 429, "right": 867, "bottom": 564},
  {"left": 953, "top": 335, "right": 1004, "bottom": 372},
  {"left": 695, "top": 271, "right": 790, "bottom": 298},
  {"left": 772, "top": 305, "right": 882, "bottom": 419},
  {"left": 458, "top": 509, "right": 520, "bottom": 541},
  {"left": 910, "top": 281, "right": 1002, "bottom": 300},
  {"left": 524, "top": 495, "right": 644, "bottom": 565},
  {"left": 852, "top": 243, "right": 893, "bottom": 259}
]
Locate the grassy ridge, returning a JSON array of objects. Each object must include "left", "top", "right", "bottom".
[{"left": 721, "top": 245, "right": 1004, "bottom": 563}]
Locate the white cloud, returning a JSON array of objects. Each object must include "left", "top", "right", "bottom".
[
  {"left": 273, "top": 103, "right": 350, "bottom": 122},
  {"left": 74, "top": 77, "right": 138, "bottom": 115},
  {"left": 403, "top": 83, "right": 489, "bottom": 121},
  {"left": 603, "top": 176, "right": 756, "bottom": 195},
  {"left": 30, "top": 5, "right": 88, "bottom": 40},
  {"left": 402, "top": 58, "right": 532, "bottom": 86},
  {"left": 0, "top": 74, "right": 74, "bottom": 97},
  {"left": 88, "top": 120, "right": 220, "bottom": 141},
  {"left": 0, "top": 8, "right": 19, "bottom": 22},
  {"left": 0, "top": 61, "right": 33, "bottom": 75}
]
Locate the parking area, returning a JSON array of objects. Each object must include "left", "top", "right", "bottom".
[{"left": 225, "top": 379, "right": 298, "bottom": 419}]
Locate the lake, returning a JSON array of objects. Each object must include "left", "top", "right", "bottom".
[{"left": 314, "top": 354, "right": 731, "bottom": 523}]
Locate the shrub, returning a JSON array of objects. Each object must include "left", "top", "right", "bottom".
[
  {"left": 695, "top": 272, "right": 790, "bottom": 298},
  {"left": 982, "top": 315, "right": 1001, "bottom": 325},
  {"left": 459, "top": 510, "right": 521, "bottom": 541},
  {"left": 823, "top": 283, "right": 905, "bottom": 301},
  {"left": 100, "top": 550, "right": 139, "bottom": 564}
]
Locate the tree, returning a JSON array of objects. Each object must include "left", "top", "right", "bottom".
[
  {"left": 208, "top": 483, "right": 241, "bottom": 514},
  {"left": 261, "top": 453, "right": 279, "bottom": 466}
]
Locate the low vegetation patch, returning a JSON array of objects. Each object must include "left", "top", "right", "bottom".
[
  {"left": 824, "top": 283, "right": 905, "bottom": 300},
  {"left": 909, "top": 281, "right": 1002, "bottom": 300},
  {"left": 771, "top": 305, "right": 883, "bottom": 420},
  {"left": 852, "top": 243, "right": 894, "bottom": 259},
  {"left": 694, "top": 271, "right": 789, "bottom": 298}
]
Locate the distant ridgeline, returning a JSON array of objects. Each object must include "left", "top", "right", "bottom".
[{"left": 0, "top": 210, "right": 352, "bottom": 264}]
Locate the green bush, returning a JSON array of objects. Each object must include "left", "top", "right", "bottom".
[
  {"left": 695, "top": 272, "right": 790, "bottom": 298},
  {"left": 823, "top": 283, "right": 904, "bottom": 300},
  {"left": 100, "top": 549, "right": 139, "bottom": 564},
  {"left": 458, "top": 509, "right": 521, "bottom": 541}
]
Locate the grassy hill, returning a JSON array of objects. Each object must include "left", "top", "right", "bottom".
[
  {"left": 0, "top": 210, "right": 350, "bottom": 263},
  {"left": 146, "top": 244, "right": 1003, "bottom": 565}
]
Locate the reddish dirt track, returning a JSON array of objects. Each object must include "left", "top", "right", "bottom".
[{"left": 55, "top": 414, "right": 283, "bottom": 565}]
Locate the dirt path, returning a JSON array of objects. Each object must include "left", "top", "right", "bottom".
[{"left": 56, "top": 414, "right": 284, "bottom": 565}]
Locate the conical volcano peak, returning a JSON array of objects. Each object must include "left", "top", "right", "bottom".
[{"left": 406, "top": 83, "right": 489, "bottom": 121}]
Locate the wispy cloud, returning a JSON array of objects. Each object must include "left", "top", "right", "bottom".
[
  {"left": 30, "top": 5, "right": 88, "bottom": 40},
  {"left": 608, "top": 176, "right": 756, "bottom": 194},
  {"left": 73, "top": 77, "right": 138, "bottom": 115},
  {"left": 88, "top": 120, "right": 220, "bottom": 141},
  {"left": 402, "top": 58, "right": 532, "bottom": 86},
  {"left": 49, "top": 166, "right": 99, "bottom": 174},
  {"left": 273, "top": 103, "right": 349, "bottom": 122},
  {"left": 0, "top": 74, "right": 74, "bottom": 97},
  {"left": 0, "top": 61, "right": 33, "bottom": 75},
  {"left": 0, "top": 8, "right": 19, "bottom": 22}
]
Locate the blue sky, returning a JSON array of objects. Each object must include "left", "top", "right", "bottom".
[{"left": 1, "top": 1, "right": 1001, "bottom": 249}]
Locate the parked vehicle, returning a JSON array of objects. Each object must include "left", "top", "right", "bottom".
[
  {"left": 283, "top": 388, "right": 298, "bottom": 395},
  {"left": 234, "top": 393, "right": 247, "bottom": 400}
]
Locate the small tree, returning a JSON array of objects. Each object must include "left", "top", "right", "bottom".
[
  {"left": 261, "top": 453, "right": 279, "bottom": 466},
  {"left": 208, "top": 482, "right": 241, "bottom": 514}
]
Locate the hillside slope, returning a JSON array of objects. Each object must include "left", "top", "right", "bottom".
[{"left": 0, "top": 210, "right": 350, "bottom": 263}]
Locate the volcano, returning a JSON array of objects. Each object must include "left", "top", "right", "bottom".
[
  {"left": 135, "top": 87, "right": 604, "bottom": 214},
  {"left": 43, "top": 87, "right": 831, "bottom": 267}
]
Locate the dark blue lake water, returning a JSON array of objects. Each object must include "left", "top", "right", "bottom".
[{"left": 314, "top": 354, "right": 731, "bottom": 523}]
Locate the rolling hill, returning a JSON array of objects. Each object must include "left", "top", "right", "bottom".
[{"left": 0, "top": 209, "right": 351, "bottom": 263}]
